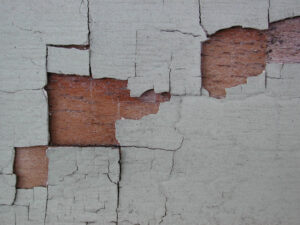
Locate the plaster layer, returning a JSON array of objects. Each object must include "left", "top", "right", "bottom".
[
  {"left": 269, "top": 0, "right": 300, "bottom": 22},
  {"left": 0, "top": 0, "right": 88, "bottom": 92},
  {"left": 200, "top": 0, "right": 269, "bottom": 35},
  {"left": 47, "top": 47, "right": 90, "bottom": 76},
  {"left": 46, "top": 147, "right": 120, "bottom": 225}
]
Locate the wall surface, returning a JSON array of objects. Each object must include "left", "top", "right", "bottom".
[{"left": 1, "top": 0, "right": 300, "bottom": 224}]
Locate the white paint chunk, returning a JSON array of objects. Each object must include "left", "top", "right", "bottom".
[
  {"left": 266, "top": 64, "right": 300, "bottom": 98},
  {"left": 128, "top": 30, "right": 203, "bottom": 97},
  {"left": 117, "top": 95, "right": 300, "bottom": 224},
  {"left": 90, "top": 0, "right": 206, "bottom": 97},
  {"left": 0, "top": 0, "right": 88, "bottom": 92},
  {"left": 226, "top": 71, "right": 266, "bottom": 99},
  {"left": 0, "top": 90, "right": 48, "bottom": 148},
  {"left": 269, "top": 0, "right": 300, "bottom": 22},
  {"left": 47, "top": 47, "right": 89, "bottom": 76},
  {"left": 266, "top": 63, "right": 283, "bottom": 78},
  {"left": 46, "top": 147, "right": 120, "bottom": 225},
  {"left": 29, "top": 187, "right": 47, "bottom": 222},
  {"left": 116, "top": 97, "right": 183, "bottom": 150},
  {"left": 200, "top": 0, "right": 269, "bottom": 35},
  {"left": 0, "top": 206, "right": 15, "bottom": 224},
  {"left": 0, "top": 187, "right": 47, "bottom": 225},
  {"left": 0, "top": 174, "right": 16, "bottom": 205},
  {"left": 0, "top": 147, "right": 14, "bottom": 174},
  {"left": 118, "top": 147, "right": 173, "bottom": 225},
  {"left": 14, "top": 189, "right": 34, "bottom": 206}
]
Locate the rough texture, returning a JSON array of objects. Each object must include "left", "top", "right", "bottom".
[
  {"left": 0, "top": 147, "right": 14, "bottom": 174},
  {"left": 225, "top": 71, "right": 266, "bottom": 99},
  {"left": 1, "top": 1, "right": 300, "bottom": 224},
  {"left": 47, "top": 74, "right": 170, "bottom": 146},
  {"left": 118, "top": 147, "right": 173, "bottom": 225},
  {"left": 266, "top": 63, "right": 300, "bottom": 98},
  {"left": 269, "top": 0, "right": 300, "bottom": 22},
  {"left": 267, "top": 17, "right": 300, "bottom": 63},
  {"left": 47, "top": 47, "right": 89, "bottom": 76},
  {"left": 0, "top": 90, "right": 48, "bottom": 148},
  {"left": 116, "top": 98, "right": 183, "bottom": 151},
  {"left": 90, "top": 0, "right": 206, "bottom": 96},
  {"left": 0, "top": 174, "right": 16, "bottom": 205},
  {"left": 202, "top": 27, "right": 267, "bottom": 98},
  {"left": 128, "top": 29, "right": 205, "bottom": 97},
  {"left": 14, "top": 146, "right": 48, "bottom": 189},
  {"left": 46, "top": 147, "right": 119, "bottom": 225},
  {"left": 200, "top": 0, "right": 269, "bottom": 35},
  {"left": 0, "top": 0, "right": 88, "bottom": 92},
  {"left": 117, "top": 93, "right": 300, "bottom": 224},
  {"left": 0, "top": 187, "right": 47, "bottom": 225}
]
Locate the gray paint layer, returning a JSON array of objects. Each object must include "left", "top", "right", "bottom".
[{"left": 200, "top": 0, "right": 269, "bottom": 35}]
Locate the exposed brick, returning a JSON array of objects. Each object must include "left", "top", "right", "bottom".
[
  {"left": 47, "top": 74, "right": 170, "bottom": 146},
  {"left": 267, "top": 17, "right": 300, "bottom": 63},
  {"left": 14, "top": 146, "right": 48, "bottom": 189},
  {"left": 202, "top": 27, "right": 267, "bottom": 98}
]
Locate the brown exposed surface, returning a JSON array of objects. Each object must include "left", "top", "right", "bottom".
[
  {"left": 14, "top": 146, "right": 48, "bottom": 189},
  {"left": 267, "top": 17, "right": 300, "bottom": 63},
  {"left": 202, "top": 27, "right": 267, "bottom": 98},
  {"left": 47, "top": 74, "right": 170, "bottom": 146}
]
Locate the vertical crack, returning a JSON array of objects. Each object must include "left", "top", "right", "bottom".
[
  {"left": 116, "top": 147, "right": 122, "bottom": 225},
  {"left": 268, "top": 0, "right": 271, "bottom": 24},
  {"left": 44, "top": 186, "right": 48, "bottom": 225},
  {"left": 168, "top": 54, "right": 173, "bottom": 93},
  {"left": 159, "top": 196, "right": 168, "bottom": 224},
  {"left": 87, "top": 0, "right": 92, "bottom": 77},
  {"left": 198, "top": 0, "right": 201, "bottom": 25},
  {"left": 279, "top": 63, "right": 284, "bottom": 78},
  {"left": 135, "top": 30, "right": 138, "bottom": 77}
]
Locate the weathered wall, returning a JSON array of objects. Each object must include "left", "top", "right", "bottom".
[{"left": 1, "top": 0, "right": 300, "bottom": 224}]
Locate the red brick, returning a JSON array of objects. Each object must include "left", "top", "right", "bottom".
[
  {"left": 267, "top": 17, "right": 300, "bottom": 63},
  {"left": 14, "top": 146, "right": 48, "bottom": 189},
  {"left": 202, "top": 27, "right": 267, "bottom": 98},
  {"left": 47, "top": 74, "right": 170, "bottom": 146}
]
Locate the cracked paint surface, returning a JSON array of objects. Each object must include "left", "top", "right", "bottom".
[
  {"left": 46, "top": 147, "right": 120, "bottom": 225},
  {"left": 0, "top": 0, "right": 300, "bottom": 225}
]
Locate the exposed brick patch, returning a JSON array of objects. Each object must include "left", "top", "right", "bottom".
[
  {"left": 267, "top": 17, "right": 300, "bottom": 63},
  {"left": 47, "top": 74, "right": 170, "bottom": 146},
  {"left": 14, "top": 146, "right": 48, "bottom": 189},
  {"left": 202, "top": 27, "right": 267, "bottom": 98}
]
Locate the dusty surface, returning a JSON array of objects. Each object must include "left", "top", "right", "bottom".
[
  {"left": 202, "top": 27, "right": 267, "bottom": 98},
  {"left": 267, "top": 17, "right": 300, "bottom": 63},
  {"left": 14, "top": 146, "right": 48, "bottom": 189},
  {"left": 47, "top": 74, "right": 170, "bottom": 146}
]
